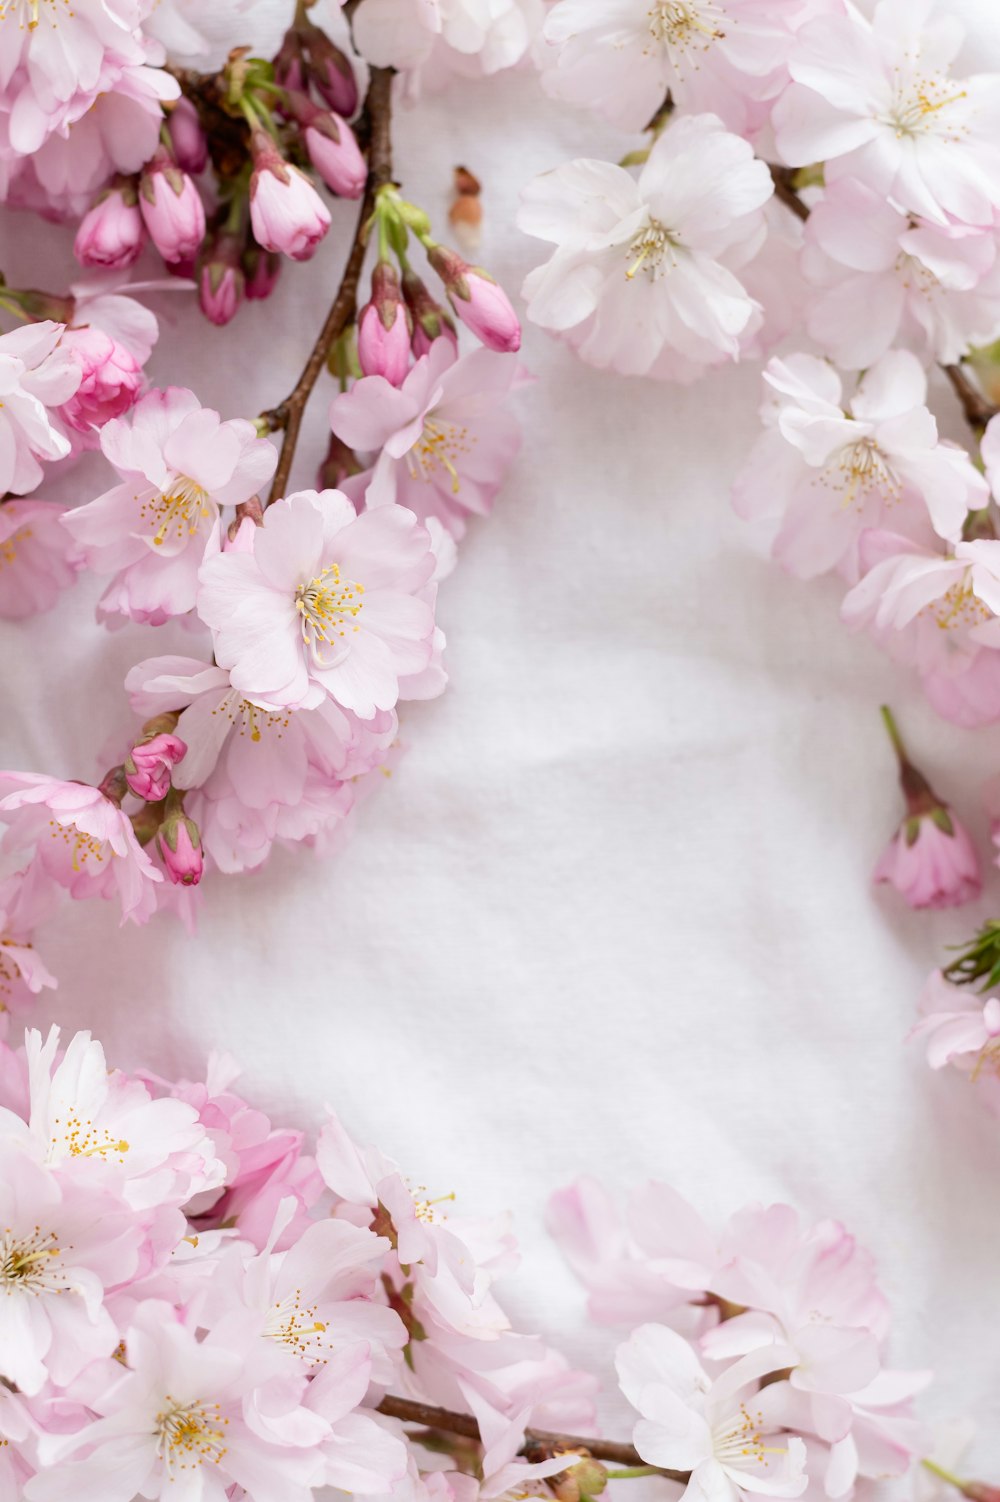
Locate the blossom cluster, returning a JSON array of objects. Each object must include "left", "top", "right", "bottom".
[{"left": 0, "top": 1020, "right": 978, "bottom": 1502}]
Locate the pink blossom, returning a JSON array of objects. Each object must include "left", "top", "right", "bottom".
[
  {"left": 305, "top": 115, "right": 367, "bottom": 199},
  {"left": 249, "top": 129, "right": 331, "bottom": 261},
  {"left": 841, "top": 534, "right": 1000, "bottom": 726},
  {"left": 197, "top": 488, "right": 439, "bottom": 718},
  {"left": 74, "top": 184, "right": 146, "bottom": 271},
  {"left": 875, "top": 807, "right": 981, "bottom": 910},
  {"left": 62, "top": 386, "right": 277, "bottom": 625},
  {"left": 427, "top": 244, "right": 520, "bottom": 353},
  {"left": 57, "top": 326, "right": 143, "bottom": 435},
  {"left": 911, "top": 971, "right": 1000, "bottom": 1112},
  {"left": 733, "top": 352, "right": 987, "bottom": 581},
  {"left": 124, "top": 732, "right": 187, "bottom": 802},
  {"left": 0, "top": 774, "right": 162, "bottom": 925},
  {"left": 0, "top": 322, "right": 79, "bottom": 496},
  {"left": 299, "top": 23, "right": 359, "bottom": 117},
  {"left": 331, "top": 339, "right": 522, "bottom": 537},
  {"left": 358, "top": 261, "right": 412, "bottom": 385},
  {"left": 139, "top": 152, "right": 207, "bottom": 264},
  {"left": 0, "top": 500, "right": 83, "bottom": 620},
  {"left": 0, "top": 869, "right": 57, "bottom": 1038},
  {"left": 244, "top": 246, "right": 282, "bottom": 300}
]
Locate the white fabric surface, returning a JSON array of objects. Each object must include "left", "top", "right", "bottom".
[{"left": 2, "top": 72, "right": 1000, "bottom": 1466}]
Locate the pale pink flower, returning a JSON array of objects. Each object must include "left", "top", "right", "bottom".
[
  {"left": 0, "top": 1142, "right": 143, "bottom": 1396},
  {"left": 187, "top": 764, "right": 358, "bottom": 875},
  {"left": 352, "top": 0, "right": 537, "bottom": 76},
  {"left": 57, "top": 325, "right": 143, "bottom": 435},
  {"left": 0, "top": 322, "right": 79, "bottom": 496},
  {"left": 733, "top": 351, "right": 987, "bottom": 580},
  {"left": 539, "top": 0, "right": 811, "bottom": 135},
  {"left": 0, "top": 869, "right": 57, "bottom": 1038},
  {"left": 331, "top": 339, "right": 522, "bottom": 538},
  {"left": 773, "top": 0, "right": 1000, "bottom": 227},
  {"left": 518, "top": 115, "right": 773, "bottom": 379},
  {"left": 0, "top": 500, "right": 83, "bottom": 620},
  {"left": 0, "top": 773, "right": 162, "bottom": 925},
  {"left": 197, "top": 489, "right": 439, "bottom": 718},
  {"left": 911, "top": 970, "right": 1000, "bottom": 1112},
  {"left": 875, "top": 807, "right": 981, "bottom": 909},
  {"left": 63, "top": 386, "right": 277, "bottom": 625},
  {"left": 138, "top": 151, "right": 207, "bottom": 263},
  {"left": 802, "top": 179, "right": 1000, "bottom": 368},
  {"left": 249, "top": 129, "right": 331, "bottom": 261},
  {"left": 74, "top": 181, "right": 146, "bottom": 270},
  {"left": 23, "top": 1299, "right": 324, "bottom": 1501},
  {"left": 125, "top": 655, "right": 397, "bottom": 810},
  {"left": 841, "top": 534, "right": 1000, "bottom": 727},
  {"left": 617, "top": 1324, "right": 807, "bottom": 1502}
]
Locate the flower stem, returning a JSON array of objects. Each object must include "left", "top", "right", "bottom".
[
  {"left": 879, "top": 704, "right": 908, "bottom": 767},
  {"left": 922, "top": 1460, "right": 968, "bottom": 1491},
  {"left": 604, "top": 1467, "right": 661, "bottom": 1480}
]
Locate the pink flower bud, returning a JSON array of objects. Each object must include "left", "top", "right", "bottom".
[
  {"left": 301, "top": 22, "right": 359, "bottom": 117},
  {"left": 274, "top": 28, "right": 308, "bottom": 92},
  {"left": 125, "top": 733, "right": 188, "bottom": 802},
  {"left": 402, "top": 266, "right": 457, "bottom": 358},
  {"left": 198, "top": 233, "right": 245, "bottom": 327},
  {"left": 166, "top": 97, "right": 208, "bottom": 175},
  {"left": 139, "top": 152, "right": 207, "bottom": 264},
  {"left": 244, "top": 245, "right": 282, "bottom": 300},
  {"left": 357, "top": 261, "right": 411, "bottom": 385},
  {"left": 428, "top": 243, "right": 521, "bottom": 353},
  {"left": 158, "top": 810, "right": 204, "bottom": 886},
  {"left": 58, "top": 326, "right": 143, "bottom": 433},
  {"left": 249, "top": 129, "right": 330, "bottom": 262},
  {"left": 74, "top": 182, "right": 145, "bottom": 270},
  {"left": 964, "top": 1486, "right": 1000, "bottom": 1502},
  {"left": 304, "top": 115, "right": 366, "bottom": 199}
]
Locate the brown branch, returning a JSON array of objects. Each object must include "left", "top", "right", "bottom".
[
  {"left": 766, "top": 163, "right": 1000, "bottom": 437},
  {"left": 373, "top": 1395, "right": 689, "bottom": 1482},
  {"left": 260, "top": 65, "right": 394, "bottom": 504}
]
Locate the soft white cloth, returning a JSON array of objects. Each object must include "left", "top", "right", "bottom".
[{"left": 2, "top": 72, "right": 999, "bottom": 1466}]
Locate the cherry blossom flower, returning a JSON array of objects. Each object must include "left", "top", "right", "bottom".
[
  {"left": 0, "top": 500, "right": 83, "bottom": 620},
  {"left": 518, "top": 115, "right": 773, "bottom": 379},
  {"left": 911, "top": 971, "right": 1000, "bottom": 1113},
  {"left": 74, "top": 182, "right": 146, "bottom": 270},
  {"left": 773, "top": 0, "right": 1000, "bottom": 227},
  {"left": 63, "top": 386, "right": 278, "bottom": 625},
  {"left": 617, "top": 1324, "right": 808, "bottom": 1502},
  {"left": 249, "top": 129, "right": 331, "bottom": 262},
  {"left": 801, "top": 179, "right": 1000, "bottom": 368},
  {"left": 0, "top": 869, "right": 57, "bottom": 1038},
  {"left": 841, "top": 534, "right": 1000, "bottom": 727},
  {"left": 733, "top": 351, "right": 987, "bottom": 580},
  {"left": 0, "top": 322, "right": 79, "bottom": 497},
  {"left": 352, "top": 0, "right": 539, "bottom": 79},
  {"left": 539, "top": 0, "right": 810, "bottom": 135},
  {"left": 197, "top": 489, "right": 440, "bottom": 719},
  {"left": 875, "top": 804, "right": 981, "bottom": 910},
  {"left": 0, "top": 774, "right": 162, "bottom": 925},
  {"left": 57, "top": 325, "right": 143, "bottom": 436},
  {"left": 331, "top": 340, "right": 522, "bottom": 537}
]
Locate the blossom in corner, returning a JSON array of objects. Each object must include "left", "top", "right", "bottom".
[
  {"left": 732, "top": 351, "right": 987, "bottom": 581},
  {"left": 0, "top": 774, "right": 162, "bottom": 925},
  {"left": 197, "top": 489, "right": 439, "bottom": 718},
  {"left": 330, "top": 338, "right": 522, "bottom": 537},
  {"left": 617, "top": 1323, "right": 808, "bottom": 1502},
  {"left": 0, "top": 322, "right": 80, "bottom": 496},
  {"left": 0, "top": 500, "right": 84, "bottom": 620},
  {"left": 518, "top": 115, "right": 773, "bottom": 379},
  {"left": 62, "top": 386, "right": 278, "bottom": 625},
  {"left": 910, "top": 970, "right": 1000, "bottom": 1113}
]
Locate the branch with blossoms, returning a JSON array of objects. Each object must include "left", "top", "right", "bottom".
[
  {"left": 0, "top": 1019, "right": 998, "bottom": 1498},
  {"left": 0, "top": 0, "right": 527, "bottom": 1024}
]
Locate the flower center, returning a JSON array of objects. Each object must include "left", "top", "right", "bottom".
[
  {"left": 212, "top": 690, "right": 291, "bottom": 745},
  {"left": 47, "top": 820, "right": 106, "bottom": 872},
  {"left": 409, "top": 1182, "right": 456, "bottom": 1224},
  {"left": 714, "top": 1402, "right": 787, "bottom": 1469},
  {"left": 626, "top": 220, "right": 678, "bottom": 281},
  {"left": 928, "top": 575, "right": 992, "bottom": 631},
  {"left": 647, "top": 0, "right": 725, "bottom": 54},
  {"left": 155, "top": 1399, "right": 229, "bottom": 1473},
  {"left": 406, "top": 418, "right": 474, "bottom": 496},
  {"left": 49, "top": 1111, "right": 129, "bottom": 1163},
  {"left": 264, "top": 1292, "right": 331, "bottom": 1363},
  {"left": 0, "top": 937, "right": 25, "bottom": 1001},
  {"left": 821, "top": 438, "right": 901, "bottom": 511},
  {"left": 295, "top": 562, "right": 365, "bottom": 669},
  {"left": 0, "top": 525, "right": 31, "bottom": 566},
  {"left": 0, "top": 0, "right": 52, "bottom": 29},
  {"left": 140, "top": 476, "right": 213, "bottom": 548},
  {"left": 0, "top": 1227, "right": 65, "bottom": 1293},
  {"left": 886, "top": 74, "right": 969, "bottom": 139}
]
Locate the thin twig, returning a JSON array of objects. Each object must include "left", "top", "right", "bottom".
[
  {"left": 765, "top": 163, "right": 1000, "bottom": 436},
  {"left": 373, "top": 1395, "right": 689, "bottom": 1482},
  {"left": 261, "top": 65, "right": 394, "bottom": 503}
]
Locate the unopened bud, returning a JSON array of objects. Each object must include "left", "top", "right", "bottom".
[
  {"left": 139, "top": 150, "right": 207, "bottom": 264},
  {"left": 167, "top": 97, "right": 208, "bottom": 175},
  {"left": 402, "top": 266, "right": 457, "bottom": 358},
  {"left": 74, "top": 180, "right": 145, "bottom": 270},
  {"left": 357, "top": 260, "right": 411, "bottom": 385},
  {"left": 550, "top": 1458, "right": 608, "bottom": 1502},
  {"left": 963, "top": 1486, "right": 1000, "bottom": 1502},
  {"left": 158, "top": 804, "right": 204, "bottom": 886},
  {"left": 243, "top": 244, "right": 282, "bottom": 301},
  {"left": 198, "top": 231, "right": 245, "bottom": 327},
  {"left": 427, "top": 243, "right": 520, "bottom": 353},
  {"left": 124, "top": 731, "right": 188, "bottom": 803},
  {"left": 300, "top": 21, "right": 359, "bottom": 117},
  {"left": 274, "top": 28, "right": 308, "bottom": 92},
  {"left": 249, "top": 129, "right": 330, "bottom": 262}
]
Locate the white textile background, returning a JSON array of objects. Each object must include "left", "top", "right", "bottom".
[{"left": 2, "top": 72, "right": 1000, "bottom": 1469}]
